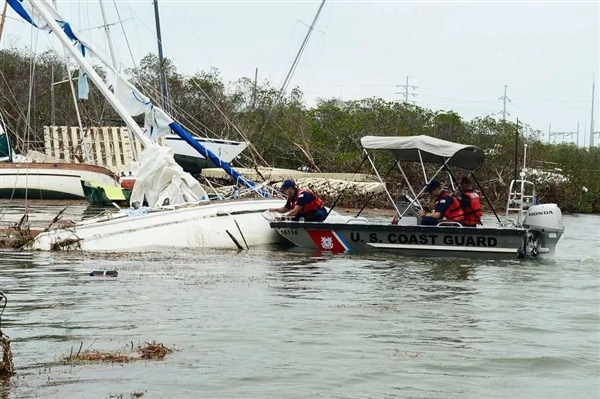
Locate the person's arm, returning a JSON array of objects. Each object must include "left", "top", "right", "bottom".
[
  {"left": 435, "top": 198, "right": 452, "bottom": 219},
  {"left": 419, "top": 209, "right": 442, "bottom": 219},
  {"left": 286, "top": 204, "right": 303, "bottom": 217},
  {"left": 269, "top": 200, "right": 291, "bottom": 213},
  {"left": 418, "top": 199, "right": 448, "bottom": 219}
]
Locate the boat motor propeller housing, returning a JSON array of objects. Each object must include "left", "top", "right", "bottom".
[{"left": 522, "top": 204, "right": 564, "bottom": 256}]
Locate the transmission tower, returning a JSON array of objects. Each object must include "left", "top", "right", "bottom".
[
  {"left": 499, "top": 85, "right": 511, "bottom": 121},
  {"left": 395, "top": 76, "right": 418, "bottom": 103}
]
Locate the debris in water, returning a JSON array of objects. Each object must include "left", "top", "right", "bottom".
[
  {"left": 0, "top": 292, "right": 15, "bottom": 378},
  {"left": 64, "top": 350, "right": 132, "bottom": 364},
  {"left": 138, "top": 341, "right": 173, "bottom": 360},
  {"left": 62, "top": 340, "right": 176, "bottom": 365},
  {"left": 89, "top": 270, "right": 118, "bottom": 277}
]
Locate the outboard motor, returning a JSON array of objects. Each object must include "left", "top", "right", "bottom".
[{"left": 522, "top": 203, "right": 565, "bottom": 256}]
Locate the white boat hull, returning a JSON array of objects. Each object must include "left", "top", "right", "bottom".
[
  {"left": 31, "top": 198, "right": 288, "bottom": 251},
  {"left": 0, "top": 163, "right": 119, "bottom": 199}
]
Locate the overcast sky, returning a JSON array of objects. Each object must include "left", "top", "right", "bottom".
[{"left": 2, "top": 0, "right": 599, "bottom": 146}]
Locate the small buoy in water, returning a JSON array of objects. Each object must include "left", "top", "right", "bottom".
[{"left": 89, "top": 270, "right": 118, "bottom": 277}]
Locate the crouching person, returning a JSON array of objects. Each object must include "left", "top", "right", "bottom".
[{"left": 268, "top": 180, "right": 328, "bottom": 222}]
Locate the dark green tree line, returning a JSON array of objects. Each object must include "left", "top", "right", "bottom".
[{"left": 0, "top": 48, "right": 598, "bottom": 213}]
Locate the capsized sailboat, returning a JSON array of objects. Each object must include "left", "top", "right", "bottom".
[
  {"left": 6, "top": 0, "right": 316, "bottom": 251},
  {"left": 270, "top": 135, "right": 565, "bottom": 259}
]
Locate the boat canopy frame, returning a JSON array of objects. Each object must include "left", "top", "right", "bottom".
[{"left": 353, "top": 135, "right": 502, "bottom": 224}]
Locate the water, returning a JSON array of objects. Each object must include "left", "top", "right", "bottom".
[{"left": 0, "top": 203, "right": 598, "bottom": 399}]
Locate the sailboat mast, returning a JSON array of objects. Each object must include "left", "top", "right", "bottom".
[
  {"left": 153, "top": 0, "right": 169, "bottom": 113},
  {"left": 0, "top": 0, "right": 8, "bottom": 43},
  {"left": 99, "top": 0, "right": 118, "bottom": 69},
  {"left": 29, "top": 1, "right": 151, "bottom": 149}
]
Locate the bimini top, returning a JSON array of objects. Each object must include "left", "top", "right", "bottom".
[{"left": 360, "top": 135, "right": 485, "bottom": 171}]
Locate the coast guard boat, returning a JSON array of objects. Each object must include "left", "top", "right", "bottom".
[{"left": 269, "top": 135, "right": 565, "bottom": 259}]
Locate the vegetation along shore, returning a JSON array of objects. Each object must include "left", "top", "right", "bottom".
[{"left": 1, "top": 48, "right": 598, "bottom": 213}]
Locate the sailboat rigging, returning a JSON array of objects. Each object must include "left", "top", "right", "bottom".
[{"left": 6, "top": 0, "right": 338, "bottom": 251}]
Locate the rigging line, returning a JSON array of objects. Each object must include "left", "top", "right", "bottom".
[
  {"left": 113, "top": 0, "right": 137, "bottom": 68},
  {"left": 129, "top": 74, "right": 223, "bottom": 139},
  {"left": 119, "top": 0, "right": 268, "bottom": 167},
  {"left": 294, "top": 0, "right": 332, "bottom": 95},
  {"left": 254, "top": 0, "right": 327, "bottom": 146}
]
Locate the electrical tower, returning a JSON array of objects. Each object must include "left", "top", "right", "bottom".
[
  {"left": 548, "top": 122, "right": 581, "bottom": 146},
  {"left": 395, "top": 76, "right": 418, "bottom": 103},
  {"left": 499, "top": 85, "right": 511, "bottom": 121}
]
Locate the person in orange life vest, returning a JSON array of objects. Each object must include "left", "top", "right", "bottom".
[
  {"left": 416, "top": 179, "right": 465, "bottom": 226},
  {"left": 268, "top": 179, "right": 327, "bottom": 222},
  {"left": 455, "top": 176, "right": 483, "bottom": 227}
]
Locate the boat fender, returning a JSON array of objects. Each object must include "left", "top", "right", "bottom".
[{"left": 89, "top": 270, "right": 118, "bottom": 277}]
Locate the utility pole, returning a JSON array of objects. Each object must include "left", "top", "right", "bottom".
[
  {"left": 499, "top": 85, "right": 511, "bottom": 121},
  {"left": 590, "top": 73, "right": 596, "bottom": 148},
  {"left": 50, "top": 64, "right": 55, "bottom": 126},
  {"left": 395, "top": 76, "right": 417, "bottom": 103},
  {"left": 252, "top": 67, "right": 258, "bottom": 110}
]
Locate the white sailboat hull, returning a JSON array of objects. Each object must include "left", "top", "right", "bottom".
[
  {"left": 31, "top": 198, "right": 287, "bottom": 251},
  {"left": 0, "top": 163, "right": 119, "bottom": 199}
]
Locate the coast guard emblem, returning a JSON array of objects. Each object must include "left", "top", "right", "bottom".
[{"left": 321, "top": 236, "right": 334, "bottom": 250}]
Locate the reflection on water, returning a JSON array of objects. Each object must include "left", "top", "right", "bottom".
[
  {"left": 0, "top": 205, "right": 596, "bottom": 399},
  {"left": 0, "top": 200, "right": 112, "bottom": 230}
]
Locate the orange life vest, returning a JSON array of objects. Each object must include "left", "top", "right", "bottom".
[
  {"left": 462, "top": 190, "right": 483, "bottom": 226},
  {"left": 437, "top": 191, "right": 465, "bottom": 222},
  {"left": 291, "top": 188, "right": 324, "bottom": 216}
]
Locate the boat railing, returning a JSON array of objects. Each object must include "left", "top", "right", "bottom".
[
  {"left": 437, "top": 221, "right": 464, "bottom": 228},
  {"left": 505, "top": 173, "right": 537, "bottom": 226}
]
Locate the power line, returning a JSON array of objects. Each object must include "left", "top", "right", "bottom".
[{"left": 395, "top": 76, "right": 417, "bottom": 104}]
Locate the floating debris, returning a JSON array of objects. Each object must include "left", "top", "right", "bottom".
[
  {"left": 62, "top": 341, "right": 176, "bottom": 365},
  {"left": 89, "top": 270, "right": 118, "bottom": 277},
  {"left": 0, "top": 292, "right": 15, "bottom": 378},
  {"left": 138, "top": 341, "right": 173, "bottom": 360},
  {"left": 64, "top": 350, "right": 132, "bottom": 364}
]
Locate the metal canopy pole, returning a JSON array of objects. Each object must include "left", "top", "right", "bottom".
[
  {"left": 396, "top": 162, "right": 447, "bottom": 219},
  {"left": 471, "top": 173, "right": 502, "bottom": 224},
  {"left": 397, "top": 163, "right": 423, "bottom": 209},
  {"left": 356, "top": 159, "right": 398, "bottom": 218},
  {"left": 326, "top": 154, "right": 369, "bottom": 218},
  {"left": 365, "top": 151, "right": 400, "bottom": 216}
]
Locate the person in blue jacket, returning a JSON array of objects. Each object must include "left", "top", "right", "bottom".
[
  {"left": 269, "top": 180, "right": 328, "bottom": 222},
  {"left": 417, "top": 180, "right": 465, "bottom": 225}
]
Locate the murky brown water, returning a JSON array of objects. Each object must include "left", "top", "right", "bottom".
[{"left": 0, "top": 201, "right": 598, "bottom": 398}]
